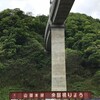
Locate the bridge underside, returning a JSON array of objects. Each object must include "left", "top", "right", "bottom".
[
  {"left": 45, "top": 0, "right": 75, "bottom": 51},
  {"left": 51, "top": 0, "right": 75, "bottom": 25}
]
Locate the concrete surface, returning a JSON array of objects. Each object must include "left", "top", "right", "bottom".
[{"left": 51, "top": 26, "right": 66, "bottom": 91}]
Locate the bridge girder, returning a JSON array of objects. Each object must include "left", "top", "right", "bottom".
[{"left": 45, "top": 0, "right": 75, "bottom": 51}]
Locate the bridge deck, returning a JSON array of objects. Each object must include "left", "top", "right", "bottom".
[
  {"left": 45, "top": 0, "right": 75, "bottom": 51},
  {"left": 52, "top": 0, "right": 75, "bottom": 24}
]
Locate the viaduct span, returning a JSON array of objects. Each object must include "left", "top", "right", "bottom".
[{"left": 44, "top": 0, "right": 75, "bottom": 91}]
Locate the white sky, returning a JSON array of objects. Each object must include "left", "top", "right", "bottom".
[{"left": 0, "top": 0, "right": 100, "bottom": 19}]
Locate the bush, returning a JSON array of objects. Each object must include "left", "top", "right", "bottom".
[{"left": 92, "top": 70, "right": 100, "bottom": 87}]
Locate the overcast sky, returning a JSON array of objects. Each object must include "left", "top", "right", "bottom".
[{"left": 0, "top": 0, "right": 100, "bottom": 19}]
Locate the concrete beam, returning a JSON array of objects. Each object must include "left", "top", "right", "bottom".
[
  {"left": 45, "top": 0, "right": 75, "bottom": 51},
  {"left": 51, "top": 0, "right": 75, "bottom": 25}
]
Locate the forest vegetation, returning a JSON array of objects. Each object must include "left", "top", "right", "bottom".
[{"left": 0, "top": 9, "right": 100, "bottom": 99}]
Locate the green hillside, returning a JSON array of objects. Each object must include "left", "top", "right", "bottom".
[
  {"left": 0, "top": 9, "right": 100, "bottom": 99},
  {"left": 65, "top": 13, "right": 100, "bottom": 97}
]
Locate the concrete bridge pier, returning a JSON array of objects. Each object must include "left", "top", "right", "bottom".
[{"left": 51, "top": 25, "right": 67, "bottom": 91}]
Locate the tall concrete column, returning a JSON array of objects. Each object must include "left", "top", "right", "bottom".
[{"left": 51, "top": 25, "right": 67, "bottom": 91}]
